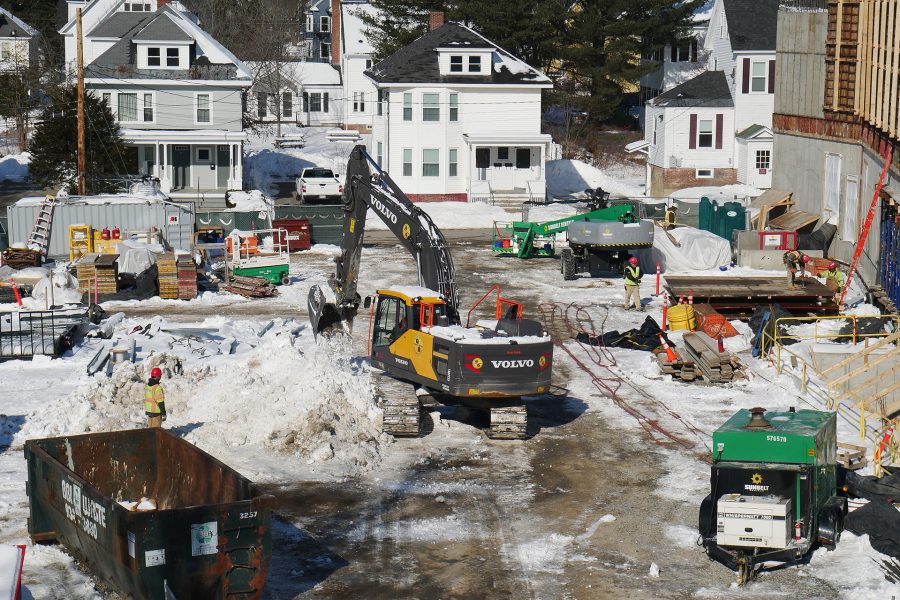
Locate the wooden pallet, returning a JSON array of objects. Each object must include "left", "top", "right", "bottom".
[
  {"left": 1, "top": 247, "right": 42, "bottom": 269},
  {"left": 654, "top": 349, "right": 698, "bottom": 382},
  {"left": 157, "top": 253, "right": 179, "bottom": 299},
  {"left": 75, "top": 253, "right": 99, "bottom": 293},
  {"left": 93, "top": 253, "right": 119, "bottom": 295},
  {"left": 837, "top": 442, "right": 868, "bottom": 471},
  {"left": 680, "top": 331, "right": 741, "bottom": 383},
  {"left": 222, "top": 275, "right": 277, "bottom": 298},
  {"left": 176, "top": 256, "right": 197, "bottom": 300}
]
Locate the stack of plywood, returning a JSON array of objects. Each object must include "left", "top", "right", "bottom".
[
  {"left": 93, "top": 254, "right": 119, "bottom": 295},
  {"left": 176, "top": 256, "right": 197, "bottom": 300},
  {"left": 75, "top": 253, "right": 99, "bottom": 293},
  {"left": 680, "top": 332, "right": 741, "bottom": 383},
  {"left": 157, "top": 253, "right": 179, "bottom": 299}
]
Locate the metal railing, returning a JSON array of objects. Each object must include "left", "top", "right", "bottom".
[
  {"left": 767, "top": 314, "right": 900, "bottom": 369},
  {"left": 0, "top": 309, "right": 85, "bottom": 360}
]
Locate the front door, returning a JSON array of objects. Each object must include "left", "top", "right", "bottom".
[
  {"left": 475, "top": 148, "right": 490, "bottom": 181},
  {"left": 217, "top": 145, "right": 230, "bottom": 188},
  {"left": 173, "top": 145, "right": 190, "bottom": 190}
]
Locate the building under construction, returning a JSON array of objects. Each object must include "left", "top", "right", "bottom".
[{"left": 773, "top": 0, "right": 900, "bottom": 313}]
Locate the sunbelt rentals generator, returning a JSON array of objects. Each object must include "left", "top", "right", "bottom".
[{"left": 698, "top": 407, "right": 846, "bottom": 584}]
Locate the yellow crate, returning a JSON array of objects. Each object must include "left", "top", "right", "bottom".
[{"left": 68, "top": 224, "right": 93, "bottom": 261}]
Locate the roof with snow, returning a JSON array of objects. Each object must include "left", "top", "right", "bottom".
[
  {"left": 341, "top": 2, "right": 378, "bottom": 56},
  {"left": 651, "top": 70, "right": 733, "bottom": 108},
  {"left": 251, "top": 61, "right": 342, "bottom": 88},
  {"left": 723, "top": 0, "right": 779, "bottom": 51},
  {"left": 85, "top": 3, "right": 251, "bottom": 80},
  {"left": 736, "top": 124, "right": 773, "bottom": 139},
  {"left": 0, "top": 7, "right": 39, "bottom": 39},
  {"left": 367, "top": 22, "right": 550, "bottom": 86}
]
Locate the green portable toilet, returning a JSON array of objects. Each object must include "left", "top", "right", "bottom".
[
  {"left": 720, "top": 201, "right": 746, "bottom": 243},
  {"left": 699, "top": 196, "right": 713, "bottom": 232}
]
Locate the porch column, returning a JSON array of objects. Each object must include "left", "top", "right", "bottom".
[
  {"left": 159, "top": 143, "right": 172, "bottom": 193},
  {"left": 235, "top": 143, "right": 243, "bottom": 189},
  {"left": 227, "top": 142, "right": 240, "bottom": 189}
]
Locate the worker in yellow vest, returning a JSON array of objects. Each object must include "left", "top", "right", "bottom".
[
  {"left": 144, "top": 367, "right": 167, "bottom": 428},
  {"left": 623, "top": 256, "right": 643, "bottom": 311},
  {"left": 823, "top": 260, "right": 846, "bottom": 303},
  {"left": 783, "top": 250, "right": 810, "bottom": 290}
]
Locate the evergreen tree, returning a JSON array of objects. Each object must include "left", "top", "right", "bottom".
[
  {"left": 29, "top": 86, "right": 127, "bottom": 194},
  {"left": 556, "top": 0, "right": 703, "bottom": 120}
]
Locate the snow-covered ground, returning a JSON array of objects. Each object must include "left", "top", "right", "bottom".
[{"left": 0, "top": 132, "right": 896, "bottom": 599}]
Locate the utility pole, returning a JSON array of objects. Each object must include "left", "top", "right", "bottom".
[{"left": 76, "top": 8, "right": 86, "bottom": 196}]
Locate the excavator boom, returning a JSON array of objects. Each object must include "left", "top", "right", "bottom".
[{"left": 308, "top": 145, "right": 458, "bottom": 337}]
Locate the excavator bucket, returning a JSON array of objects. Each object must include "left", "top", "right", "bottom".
[{"left": 308, "top": 284, "right": 356, "bottom": 337}]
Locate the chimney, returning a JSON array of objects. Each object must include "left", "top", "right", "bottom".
[
  {"left": 428, "top": 11, "right": 444, "bottom": 32},
  {"left": 331, "top": 0, "right": 341, "bottom": 65},
  {"left": 157, "top": 0, "right": 171, "bottom": 8}
]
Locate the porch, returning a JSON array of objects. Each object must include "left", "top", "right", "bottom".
[{"left": 463, "top": 134, "right": 552, "bottom": 202}]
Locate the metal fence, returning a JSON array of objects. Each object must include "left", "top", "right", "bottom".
[{"left": 0, "top": 309, "right": 86, "bottom": 360}]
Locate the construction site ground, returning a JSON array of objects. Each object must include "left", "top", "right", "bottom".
[{"left": 0, "top": 238, "right": 890, "bottom": 599}]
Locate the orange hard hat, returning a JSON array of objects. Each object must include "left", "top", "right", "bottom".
[
  {"left": 150, "top": 367, "right": 162, "bottom": 378},
  {"left": 828, "top": 261, "right": 837, "bottom": 269},
  {"left": 628, "top": 257, "right": 639, "bottom": 265}
]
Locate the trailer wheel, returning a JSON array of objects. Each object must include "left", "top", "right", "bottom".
[
  {"left": 281, "top": 273, "right": 291, "bottom": 286},
  {"left": 816, "top": 505, "right": 843, "bottom": 549},
  {"left": 561, "top": 248, "right": 577, "bottom": 281},
  {"left": 698, "top": 494, "right": 715, "bottom": 538}
]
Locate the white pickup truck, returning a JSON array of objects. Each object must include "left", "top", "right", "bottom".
[{"left": 295, "top": 167, "right": 343, "bottom": 204}]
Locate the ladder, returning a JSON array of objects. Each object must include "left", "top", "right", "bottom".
[
  {"left": 839, "top": 147, "right": 894, "bottom": 306},
  {"left": 26, "top": 195, "right": 57, "bottom": 256}
]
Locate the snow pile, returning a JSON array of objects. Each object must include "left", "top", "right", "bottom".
[
  {"left": 546, "top": 159, "right": 644, "bottom": 199},
  {"left": 225, "top": 190, "right": 274, "bottom": 215},
  {"left": 0, "top": 152, "right": 29, "bottom": 182},
  {"left": 15, "top": 323, "right": 387, "bottom": 475},
  {"left": 365, "top": 201, "right": 510, "bottom": 231},
  {"left": 635, "top": 225, "right": 732, "bottom": 272},
  {"left": 29, "top": 270, "right": 83, "bottom": 307}
]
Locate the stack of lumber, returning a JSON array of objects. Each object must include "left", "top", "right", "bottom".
[
  {"left": 222, "top": 275, "right": 276, "bottom": 298},
  {"left": 75, "top": 253, "right": 99, "bottom": 293},
  {"left": 157, "top": 253, "right": 179, "bottom": 299},
  {"left": 655, "top": 331, "right": 742, "bottom": 383},
  {"left": 680, "top": 332, "right": 741, "bottom": 383},
  {"left": 176, "top": 256, "right": 197, "bottom": 300},
  {"left": 93, "top": 254, "right": 119, "bottom": 294},
  {"left": 1, "top": 247, "right": 42, "bottom": 269}
]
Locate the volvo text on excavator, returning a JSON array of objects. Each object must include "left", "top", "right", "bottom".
[{"left": 308, "top": 145, "right": 555, "bottom": 439}]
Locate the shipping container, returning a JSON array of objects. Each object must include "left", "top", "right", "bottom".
[
  {"left": 6, "top": 198, "right": 195, "bottom": 259},
  {"left": 272, "top": 219, "right": 311, "bottom": 252},
  {"left": 25, "top": 428, "right": 275, "bottom": 599}
]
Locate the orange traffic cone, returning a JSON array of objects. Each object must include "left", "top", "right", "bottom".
[{"left": 658, "top": 334, "right": 678, "bottom": 363}]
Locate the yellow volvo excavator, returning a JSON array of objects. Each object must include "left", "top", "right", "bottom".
[{"left": 308, "top": 146, "right": 555, "bottom": 439}]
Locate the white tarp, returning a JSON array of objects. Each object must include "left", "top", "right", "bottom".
[
  {"left": 635, "top": 225, "right": 732, "bottom": 272},
  {"left": 30, "top": 270, "right": 83, "bottom": 307},
  {"left": 117, "top": 239, "right": 164, "bottom": 275}
]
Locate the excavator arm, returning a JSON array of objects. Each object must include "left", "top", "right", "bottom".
[{"left": 308, "top": 145, "right": 458, "bottom": 336}]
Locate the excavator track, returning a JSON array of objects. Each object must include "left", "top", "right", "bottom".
[
  {"left": 487, "top": 403, "right": 528, "bottom": 440},
  {"left": 374, "top": 371, "right": 421, "bottom": 437}
]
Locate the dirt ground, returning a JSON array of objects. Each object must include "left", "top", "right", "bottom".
[{"left": 104, "top": 238, "right": 850, "bottom": 599}]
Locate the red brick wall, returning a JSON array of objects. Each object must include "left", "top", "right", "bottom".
[
  {"left": 408, "top": 193, "right": 467, "bottom": 203},
  {"left": 428, "top": 12, "right": 445, "bottom": 31},
  {"left": 649, "top": 165, "right": 737, "bottom": 197},
  {"left": 331, "top": 0, "right": 341, "bottom": 65}
]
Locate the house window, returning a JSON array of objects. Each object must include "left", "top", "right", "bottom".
[
  {"left": 449, "top": 93, "right": 458, "bottom": 121},
  {"left": 366, "top": 59, "right": 372, "bottom": 69},
  {"left": 422, "top": 93, "right": 439, "bottom": 121},
  {"left": 283, "top": 91, "right": 293, "bottom": 118},
  {"left": 498, "top": 147, "right": 509, "bottom": 160},
  {"left": 652, "top": 116, "right": 658, "bottom": 145},
  {"left": 377, "top": 142, "right": 383, "bottom": 167},
  {"left": 143, "top": 93, "right": 153, "bottom": 122},
  {"left": 450, "top": 55, "right": 463, "bottom": 72},
  {"left": 196, "top": 94, "right": 211, "bottom": 123},
  {"left": 118, "top": 93, "right": 137, "bottom": 122},
  {"left": 756, "top": 150, "right": 771, "bottom": 170},
  {"left": 309, "top": 93, "right": 322, "bottom": 112},
  {"left": 719, "top": 14, "right": 726, "bottom": 39},
  {"left": 320, "top": 16, "right": 330, "bottom": 33},
  {"left": 197, "top": 147, "right": 211, "bottom": 162},
  {"left": 323, "top": 92, "right": 329, "bottom": 112},
  {"left": 166, "top": 47, "right": 180, "bottom": 68},
  {"left": 306, "top": 15, "right": 313, "bottom": 32},
  {"left": 147, "top": 47, "right": 160, "bottom": 67},
  {"left": 257, "top": 92, "right": 268, "bottom": 118},
  {"left": 674, "top": 43, "right": 691, "bottom": 62},
  {"left": 696, "top": 168, "right": 714, "bottom": 178},
  {"left": 468, "top": 55, "right": 481, "bottom": 72},
  {"left": 377, "top": 90, "right": 384, "bottom": 116},
  {"left": 320, "top": 42, "right": 330, "bottom": 59},
  {"left": 124, "top": 2, "right": 151, "bottom": 10},
  {"left": 403, "top": 93, "right": 412, "bottom": 121},
  {"left": 402, "top": 148, "right": 412, "bottom": 176},
  {"left": 101, "top": 93, "right": 111, "bottom": 110},
  {"left": 516, "top": 148, "right": 530, "bottom": 169},
  {"left": 449, "top": 148, "right": 458, "bottom": 177},
  {"left": 422, "top": 149, "right": 439, "bottom": 177},
  {"left": 353, "top": 92, "right": 359, "bottom": 112},
  {"left": 353, "top": 92, "right": 365, "bottom": 113},
  {"left": 751, "top": 61, "right": 767, "bottom": 92},
  {"left": 697, "top": 119, "right": 713, "bottom": 148}
]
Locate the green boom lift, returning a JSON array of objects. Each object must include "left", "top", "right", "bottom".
[{"left": 492, "top": 204, "right": 637, "bottom": 259}]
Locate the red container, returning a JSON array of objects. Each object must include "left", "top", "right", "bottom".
[
  {"left": 272, "top": 219, "right": 312, "bottom": 252},
  {"left": 758, "top": 230, "right": 798, "bottom": 251}
]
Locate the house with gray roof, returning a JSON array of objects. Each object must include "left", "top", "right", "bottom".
[
  {"left": 0, "top": 7, "right": 39, "bottom": 73},
  {"left": 60, "top": 0, "right": 252, "bottom": 209},
  {"left": 367, "top": 15, "right": 553, "bottom": 203},
  {"left": 641, "top": 0, "right": 779, "bottom": 195}
]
